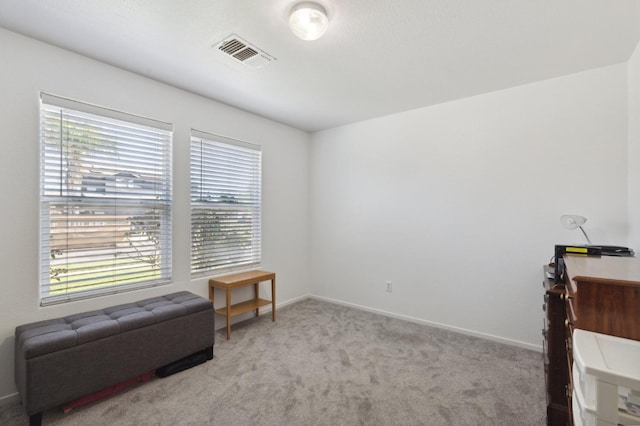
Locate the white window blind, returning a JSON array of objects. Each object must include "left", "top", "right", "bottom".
[
  {"left": 190, "top": 130, "right": 262, "bottom": 275},
  {"left": 40, "top": 93, "right": 173, "bottom": 305}
]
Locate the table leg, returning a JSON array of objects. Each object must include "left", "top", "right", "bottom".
[
  {"left": 209, "top": 285, "right": 217, "bottom": 336},
  {"left": 271, "top": 277, "right": 276, "bottom": 322},
  {"left": 225, "top": 288, "right": 231, "bottom": 340},
  {"left": 254, "top": 282, "right": 260, "bottom": 317}
]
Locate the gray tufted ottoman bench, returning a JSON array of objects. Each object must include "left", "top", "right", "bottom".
[{"left": 15, "top": 291, "right": 215, "bottom": 426}]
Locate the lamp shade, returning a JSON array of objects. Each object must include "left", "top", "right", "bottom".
[
  {"left": 560, "top": 214, "right": 592, "bottom": 244},
  {"left": 289, "top": 2, "right": 329, "bottom": 41}
]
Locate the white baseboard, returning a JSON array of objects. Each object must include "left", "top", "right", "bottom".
[
  {"left": 308, "top": 294, "right": 543, "bottom": 353},
  {"left": 267, "top": 294, "right": 309, "bottom": 312},
  {"left": 0, "top": 392, "right": 19, "bottom": 407}
]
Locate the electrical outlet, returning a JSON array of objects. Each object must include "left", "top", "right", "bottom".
[{"left": 385, "top": 281, "right": 392, "bottom": 292}]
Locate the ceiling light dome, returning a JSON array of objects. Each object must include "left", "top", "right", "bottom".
[{"left": 289, "top": 2, "right": 329, "bottom": 41}]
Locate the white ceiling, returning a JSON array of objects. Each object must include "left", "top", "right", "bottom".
[{"left": 0, "top": 0, "right": 639, "bottom": 132}]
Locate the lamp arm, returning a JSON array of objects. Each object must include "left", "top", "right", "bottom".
[{"left": 578, "top": 225, "right": 592, "bottom": 245}]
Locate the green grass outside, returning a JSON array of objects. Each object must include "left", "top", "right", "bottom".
[{"left": 50, "top": 257, "right": 161, "bottom": 295}]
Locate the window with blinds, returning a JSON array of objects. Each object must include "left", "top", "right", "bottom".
[
  {"left": 40, "top": 94, "right": 173, "bottom": 305},
  {"left": 190, "top": 130, "right": 262, "bottom": 275}
]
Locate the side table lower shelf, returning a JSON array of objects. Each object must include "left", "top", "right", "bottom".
[
  {"left": 209, "top": 270, "right": 276, "bottom": 340},
  {"left": 214, "top": 298, "right": 272, "bottom": 318}
]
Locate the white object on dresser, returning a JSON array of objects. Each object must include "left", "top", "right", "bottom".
[{"left": 572, "top": 329, "right": 640, "bottom": 426}]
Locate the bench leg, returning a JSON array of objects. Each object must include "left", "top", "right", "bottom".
[
  {"left": 206, "top": 345, "right": 214, "bottom": 360},
  {"left": 29, "top": 412, "right": 42, "bottom": 426}
]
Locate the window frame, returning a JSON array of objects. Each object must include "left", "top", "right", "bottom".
[
  {"left": 39, "top": 93, "right": 173, "bottom": 306},
  {"left": 190, "top": 129, "right": 262, "bottom": 277}
]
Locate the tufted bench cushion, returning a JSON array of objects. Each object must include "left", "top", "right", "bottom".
[
  {"left": 15, "top": 291, "right": 214, "bottom": 426},
  {"left": 17, "top": 292, "right": 212, "bottom": 360}
]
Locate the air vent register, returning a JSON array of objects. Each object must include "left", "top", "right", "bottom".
[{"left": 214, "top": 35, "right": 276, "bottom": 69}]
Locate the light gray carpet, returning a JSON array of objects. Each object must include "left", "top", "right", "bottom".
[{"left": 1, "top": 298, "right": 546, "bottom": 425}]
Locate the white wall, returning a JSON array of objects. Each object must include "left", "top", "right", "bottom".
[
  {"left": 309, "top": 64, "right": 629, "bottom": 349},
  {"left": 0, "top": 28, "right": 310, "bottom": 400},
  {"left": 629, "top": 41, "right": 640, "bottom": 248}
]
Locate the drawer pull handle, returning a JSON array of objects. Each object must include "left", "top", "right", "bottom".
[{"left": 565, "top": 319, "right": 572, "bottom": 327}]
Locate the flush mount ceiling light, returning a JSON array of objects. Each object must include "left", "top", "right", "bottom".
[{"left": 289, "top": 2, "right": 329, "bottom": 41}]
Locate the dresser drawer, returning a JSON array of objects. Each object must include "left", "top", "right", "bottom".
[{"left": 543, "top": 267, "right": 571, "bottom": 421}]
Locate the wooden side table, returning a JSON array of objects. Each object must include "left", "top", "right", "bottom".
[{"left": 208, "top": 270, "right": 276, "bottom": 340}]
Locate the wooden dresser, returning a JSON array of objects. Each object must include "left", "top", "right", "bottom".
[
  {"left": 543, "top": 265, "right": 570, "bottom": 425},
  {"left": 543, "top": 255, "right": 640, "bottom": 425}
]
